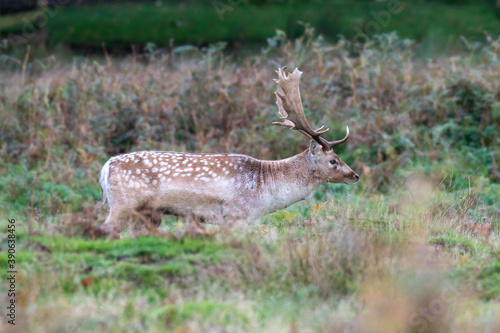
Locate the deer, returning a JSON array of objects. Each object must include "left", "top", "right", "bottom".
[{"left": 98, "top": 67, "right": 359, "bottom": 236}]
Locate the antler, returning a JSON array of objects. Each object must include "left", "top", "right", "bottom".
[{"left": 273, "top": 67, "right": 349, "bottom": 151}]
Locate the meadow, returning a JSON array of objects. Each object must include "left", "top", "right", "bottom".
[
  {"left": 0, "top": 29, "right": 500, "bottom": 332},
  {"left": 2, "top": 0, "right": 500, "bottom": 56}
]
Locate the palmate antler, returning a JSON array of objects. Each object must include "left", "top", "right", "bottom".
[{"left": 273, "top": 67, "right": 349, "bottom": 151}]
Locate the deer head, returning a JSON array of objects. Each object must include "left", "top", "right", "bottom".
[{"left": 273, "top": 67, "right": 359, "bottom": 184}]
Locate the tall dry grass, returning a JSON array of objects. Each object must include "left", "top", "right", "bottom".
[{"left": 0, "top": 30, "right": 499, "bottom": 332}]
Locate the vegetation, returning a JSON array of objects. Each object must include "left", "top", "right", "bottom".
[
  {"left": 0, "top": 28, "right": 499, "bottom": 331},
  {"left": 1, "top": 0, "right": 499, "bottom": 55}
]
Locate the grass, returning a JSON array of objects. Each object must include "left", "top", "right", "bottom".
[
  {"left": 1, "top": 1, "right": 500, "bottom": 55},
  {"left": 0, "top": 9, "right": 42, "bottom": 30},
  {"left": 0, "top": 28, "right": 499, "bottom": 331}
]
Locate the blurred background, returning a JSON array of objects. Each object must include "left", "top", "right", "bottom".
[{"left": 1, "top": 0, "right": 500, "bottom": 58}]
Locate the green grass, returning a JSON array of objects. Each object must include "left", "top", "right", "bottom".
[
  {"left": 479, "top": 261, "right": 500, "bottom": 300},
  {"left": 0, "top": 8, "right": 42, "bottom": 30},
  {"left": 0, "top": 29, "right": 499, "bottom": 331},
  {"left": 1, "top": 1, "right": 500, "bottom": 54}
]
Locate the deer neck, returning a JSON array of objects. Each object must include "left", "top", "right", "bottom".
[{"left": 256, "top": 150, "right": 323, "bottom": 213}]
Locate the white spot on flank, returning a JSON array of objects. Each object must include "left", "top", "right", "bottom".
[
  {"left": 203, "top": 167, "right": 209, "bottom": 171},
  {"left": 166, "top": 170, "right": 171, "bottom": 175},
  {"left": 160, "top": 167, "right": 166, "bottom": 172},
  {"left": 152, "top": 180, "right": 157, "bottom": 185},
  {"left": 173, "top": 173, "right": 179, "bottom": 177},
  {"left": 136, "top": 169, "right": 141, "bottom": 174},
  {"left": 195, "top": 167, "right": 200, "bottom": 171},
  {"left": 167, "top": 178, "right": 172, "bottom": 182},
  {"left": 152, "top": 167, "right": 158, "bottom": 172}
]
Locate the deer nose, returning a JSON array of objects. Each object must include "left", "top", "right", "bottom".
[{"left": 354, "top": 173, "right": 359, "bottom": 181}]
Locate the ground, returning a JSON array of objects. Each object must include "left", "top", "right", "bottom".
[{"left": 0, "top": 29, "right": 499, "bottom": 331}]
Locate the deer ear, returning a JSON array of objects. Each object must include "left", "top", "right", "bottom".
[{"left": 309, "top": 140, "right": 322, "bottom": 156}]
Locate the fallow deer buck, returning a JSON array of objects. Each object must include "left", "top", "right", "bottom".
[{"left": 98, "top": 67, "right": 359, "bottom": 236}]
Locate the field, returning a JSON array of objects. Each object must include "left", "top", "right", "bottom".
[
  {"left": 1, "top": 0, "right": 500, "bottom": 55},
  {"left": 1, "top": 29, "right": 500, "bottom": 332}
]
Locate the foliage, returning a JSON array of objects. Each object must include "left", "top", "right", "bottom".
[
  {"left": 0, "top": 30, "right": 499, "bottom": 331},
  {"left": 1, "top": 1, "right": 499, "bottom": 54}
]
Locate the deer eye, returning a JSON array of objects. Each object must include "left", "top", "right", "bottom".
[{"left": 330, "top": 159, "right": 338, "bottom": 165}]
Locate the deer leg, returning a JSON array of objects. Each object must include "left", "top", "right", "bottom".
[
  {"left": 98, "top": 209, "right": 128, "bottom": 238},
  {"left": 225, "top": 217, "right": 248, "bottom": 231},
  {"left": 132, "top": 209, "right": 163, "bottom": 237},
  {"left": 185, "top": 215, "right": 208, "bottom": 236}
]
